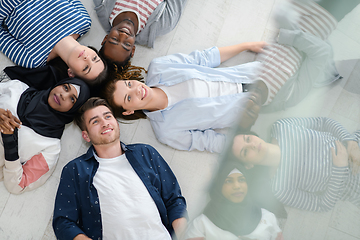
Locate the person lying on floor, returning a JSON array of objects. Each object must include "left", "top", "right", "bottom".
[
  {"left": 232, "top": 117, "right": 360, "bottom": 212},
  {"left": 185, "top": 160, "right": 284, "bottom": 240},
  {"left": 101, "top": 0, "right": 340, "bottom": 153},
  {"left": 93, "top": 0, "right": 188, "bottom": 69},
  {"left": 53, "top": 97, "right": 187, "bottom": 240},
  {"left": 0, "top": 0, "right": 107, "bottom": 85},
  {"left": 0, "top": 77, "right": 90, "bottom": 194}
]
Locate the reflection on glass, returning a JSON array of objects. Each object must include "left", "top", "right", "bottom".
[
  {"left": 234, "top": 117, "right": 360, "bottom": 211},
  {"left": 186, "top": 160, "right": 284, "bottom": 240},
  {"left": 186, "top": 0, "right": 360, "bottom": 239}
]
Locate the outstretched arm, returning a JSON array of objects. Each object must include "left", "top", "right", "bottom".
[
  {"left": 274, "top": 117, "right": 355, "bottom": 143},
  {"left": 150, "top": 41, "right": 267, "bottom": 69},
  {"left": 218, "top": 41, "right": 268, "bottom": 63}
]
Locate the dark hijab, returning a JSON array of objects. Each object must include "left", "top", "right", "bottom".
[
  {"left": 17, "top": 78, "right": 90, "bottom": 139},
  {"left": 203, "top": 160, "right": 262, "bottom": 237}
]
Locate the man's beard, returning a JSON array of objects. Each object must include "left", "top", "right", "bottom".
[{"left": 90, "top": 129, "right": 120, "bottom": 146}]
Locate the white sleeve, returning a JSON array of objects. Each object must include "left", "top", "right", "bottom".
[{"left": 261, "top": 209, "right": 282, "bottom": 240}]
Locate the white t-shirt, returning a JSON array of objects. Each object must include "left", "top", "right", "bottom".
[
  {"left": 158, "top": 79, "right": 244, "bottom": 107},
  {"left": 93, "top": 152, "right": 171, "bottom": 240},
  {"left": 185, "top": 209, "right": 281, "bottom": 240}
]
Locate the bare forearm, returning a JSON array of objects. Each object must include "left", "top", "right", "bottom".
[
  {"left": 218, "top": 41, "right": 267, "bottom": 63},
  {"left": 73, "top": 234, "right": 91, "bottom": 240},
  {"left": 172, "top": 217, "right": 187, "bottom": 239}
]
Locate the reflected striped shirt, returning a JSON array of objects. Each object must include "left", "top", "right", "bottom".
[
  {"left": 256, "top": 1, "right": 337, "bottom": 104},
  {"left": 0, "top": 0, "right": 91, "bottom": 68},
  {"left": 271, "top": 117, "right": 356, "bottom": 212}
]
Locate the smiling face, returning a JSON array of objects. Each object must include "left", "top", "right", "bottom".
[
  {"left": 113, "top": 80, "right": 153, "bottom": 115},
  {"left": 238, "top": 92, "right": 262, "bottom": 131},
  {"left": 232, "top": 134, "right": 268, "bottom": 166},
  {"left": 67, "top": 46, "right": 105, "bottom": 81},
  {"left": 48, "top": 83, "right": 78, "bottom": 112},
  {"left": 101, "top": 19, "right": 136, "bottom": 64},
  {"left": 82, "top": 105, "right": 120, "bottom": 146},
  {"left": 222, "top": 173, "right": 248, "bottom": 203}
]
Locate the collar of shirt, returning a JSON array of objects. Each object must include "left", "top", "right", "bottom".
[{"left": 84, "top": 141, "right": 130, "bottom": 161}]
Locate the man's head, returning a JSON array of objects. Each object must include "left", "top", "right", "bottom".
[
  {"left": 100, "top": 19, "right": 136, "bottom": 69},
  {"left": 75, "top": 97, "right": 120, "bottom": 146}
]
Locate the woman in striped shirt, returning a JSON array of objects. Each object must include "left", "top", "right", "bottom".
[
  {"left": 232, "top": 117, "right": 360, "bottom": 212},
  {"left": 0, "top": 0, "right": 106, "bottom": 84}
]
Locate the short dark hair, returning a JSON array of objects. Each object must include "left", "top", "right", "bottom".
[
  {"left": 74, "top": 97, "right": 113, "bottom": 131},
  {"left": 99, "top": 45, "right": 132, "bottom": 70}
]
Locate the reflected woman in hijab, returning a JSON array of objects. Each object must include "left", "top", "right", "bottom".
[
  {"left": 185, "top": 160, "right": 283, "bottom": 240},
  {"left": 0, "top": 77, "right": 90, "bottom": 194}
]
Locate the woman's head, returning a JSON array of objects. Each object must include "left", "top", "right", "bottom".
[
  {"left": 101, "top": 65, "right": 147, "bottom": 120},
  {"left": 17, "top": 77, "right": 90, "bottom": 139},
  {"left": 232, "top": 132, "right": 268, "bottom": 168},
  {"left": 48, "top": 83, "right": 79, "bottom": 112},
  {"left": 203, "top": 160, "right": 263, "bottom": 236},
  {"left": 221, "top": 168, "right": 248, "bottom": 203},
  {"left": 65, "top": 46, "right": 108, "bottom": 86},
  {"left": 209, "top": 160, "right": 250, "bottom": 204},
  {"left": 48, "top": 78, "right": 91, "bottom": 115}
]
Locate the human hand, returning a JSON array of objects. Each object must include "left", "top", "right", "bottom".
[
  {"left": 331, "top": 141, "right": 349, "bottom": 168},
  {"left": 347, "top": 141, "right": 360, "bottom": 175},
  {"left": 0, "top": 109, "right": 22, "bottom": 135},
  {"left": 247, "top": 41, "right": 268, "bottom": 53}
]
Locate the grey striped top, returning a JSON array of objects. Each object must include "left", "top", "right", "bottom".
[{"left": 271, "top": 117, "right": 360, "bottom": 212}]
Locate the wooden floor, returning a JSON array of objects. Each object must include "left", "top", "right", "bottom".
[{"left": 0, "top": 0, "right": 360, "bottom": 239}]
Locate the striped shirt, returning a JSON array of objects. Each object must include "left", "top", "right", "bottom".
[
  {"left": 0, "top": 0, "right": 91, "bottom": 68},
  {"left": 257, "top": 1, "right": 337, "bottom": 104},
  {"left": 271, "top": 117, "right": 360, "bottom": 212},
  {"left": 109, "top": 0, "right": 163, "bottom": 34}
]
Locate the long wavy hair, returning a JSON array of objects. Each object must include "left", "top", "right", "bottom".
[{"left": 100, "top": 63, "right": 148, "bottom": 120}]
